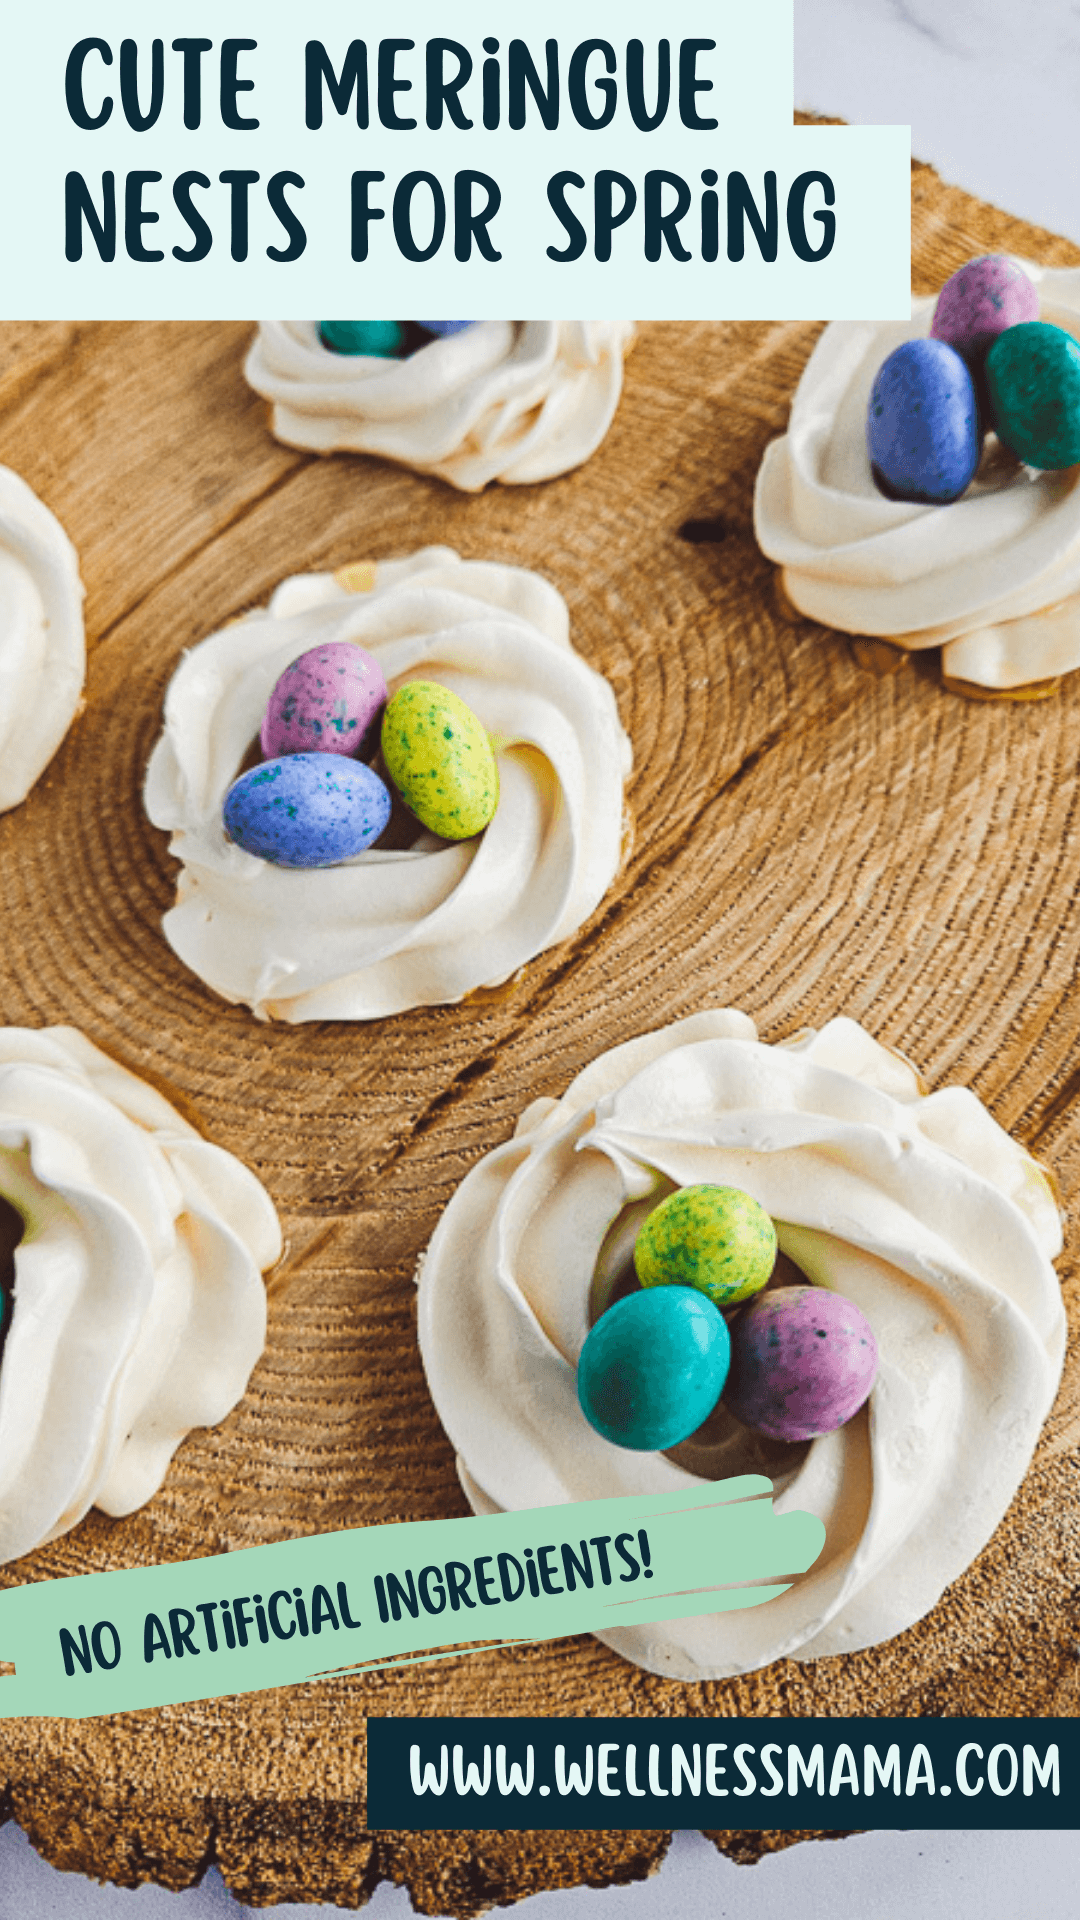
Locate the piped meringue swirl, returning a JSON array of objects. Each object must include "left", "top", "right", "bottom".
[
  {"left": 244, "top": 322, "right": 634, "bottom": 490},
  {"left": 144, "top": 548, "right": 632, "bottom": 1023},
  {"left": 0, "top": 1026, "right": 280, "bottom": 1565},
  {"left": 754, "top": 264, "right": 1080, "bottom": 690},
  {"left": 0, "top": 467, "right": 84, "bottom": 813},
  {"left": 417, "top": 1011, "right": 1065, "bottom": 1678}
]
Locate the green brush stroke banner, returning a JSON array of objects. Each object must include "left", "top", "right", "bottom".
[{"left": 0, "top": 1482, "right": 824, "bottom": 1720}]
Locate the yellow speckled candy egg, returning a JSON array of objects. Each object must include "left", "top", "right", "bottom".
[
  {"left": 635, "top": 1185, "right": 777, "bottom": 1309},
  {"left": 381, "top": 681, "right": 498, "bottom": 840}
]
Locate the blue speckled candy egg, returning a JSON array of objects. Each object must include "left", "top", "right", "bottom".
[
  {"left": 319, "top": 321, "right": 404, "bottom": 357},
  {"left": 577, "top": 1286, "right": 730, "bottom": 1451},
  {"left": 415, "top": 322, "right": 476, "bottom": 337},
  {"left": 224, "top": 754, "right": 391, "bottom": 867},
  {"left": 260, "top": 642, "right": 387, "bottom": 762},
  {"left": 985, "top": 320, "right": 1080, "bottom": 469},
  {"left": 724, "top": 1285, "right": 878, "bottom": 1443},
  {"left": 867, "top": 338, "right": 981, "bottom": 504},
  {"left": 931, "top": 255, "right": 1039, "bottom": 368}
]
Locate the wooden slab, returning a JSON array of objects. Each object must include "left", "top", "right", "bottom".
[{"left": 1, "top": 147, "right": 1080, "bottom": 1910}]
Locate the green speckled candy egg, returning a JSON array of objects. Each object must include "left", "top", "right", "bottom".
[
  {"left": 985, "top": 320, "right": 1080, "bottom": 469},
  {"left": 381, "top": 681, "right": 498, "bottom": 840},
  {"left": 634, "top": 1184, "right": 777, "bottom": 1309}
]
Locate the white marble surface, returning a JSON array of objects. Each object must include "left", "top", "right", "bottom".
[
  {"left": 6, "top": 0, "right": 1080, "bottom": 1911},
  {"left": 1, "top": 1826, "right": 1079, "bottom": 1918},
  {"left": 797, "top": 0, "right": 1080, "bottom": 245}
]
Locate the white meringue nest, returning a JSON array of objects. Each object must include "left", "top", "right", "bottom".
[
  {"left": 144, "top": 548, "right": 632, "bottom": 1022},
  {"left": 0, "top": 1027, "right": 280, "bottom": 1565},
  {"left": 418, "top": 1010, "right": 1064, "bottom": 1678},
  {"left": 245, "top": 321, "right": 634, "bottom": 490},
  {"left": 755, "top": 263, "right": 1080, "bottom": 690},
  {"left": 0, "top": 467, "right": 84, "bottom": 812}
]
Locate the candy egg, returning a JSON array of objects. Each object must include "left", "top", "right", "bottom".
[
  {"left": 634, "top": 1184, "right": 776, "bottom": 1309},
  {"left": 381, "top": 681, "right": 498, "bottom": 840},
  {"left": 985, "top": 320, "right": 1080, "bottom": 469},
  {"left": 724, "top": 1285, "right": 878, "bottom": 1443},
  {"left": 260, "top": 642, "right": 387, "bottom": 762},
  {"left": 415, "top": 322, "right": 476, "bottom": 337},
  {"left": 867, "top": 338, "right": 981, "bottom": 504},
  {"left": 0, "top": 1194, "right": 15, "bottom": 1336},
  {"left": 319, "top": 321, "right": 404, "bottom": 357},
  {"left": 224, "top": 754, "right": 391, "bottom": 867},
  {"left": 577, "top": 1286, "right": 730, "bottom": 1451},
  {"left": 931, "top": 255, "right": 1039, "bottom": 367}
]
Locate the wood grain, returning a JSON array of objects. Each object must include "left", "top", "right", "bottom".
[{"left": 1, "top": 146, "right": 1080, "bottom": 1908}]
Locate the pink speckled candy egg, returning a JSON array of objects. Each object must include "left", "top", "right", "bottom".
[
  {"left": 724, "top": 1284, "right": 878, "bottom": 1442},
  {"left": 931, "top": 255, "right": 1039, "bottom": 368},
  {"left": 260, "top": 642, "right": 387, "bottom": 762}
]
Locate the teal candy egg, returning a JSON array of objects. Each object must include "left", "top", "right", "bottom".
[
  {"left": 577, "top": 1286, "right": 730, "bottom": 1451},
  {"left": 634, "top": 1183, "right": 777, "bottom": 1308},
  {"left": 319, "top": 321, "right": 404, "bottom": 357},
  {"left": 985, "top": 321, "right": 1080, "bottom": 469}
]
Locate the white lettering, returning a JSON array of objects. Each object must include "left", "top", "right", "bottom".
[
  {"left": 788, "top": 1743, "right": 825, "bottom": 1795},
  {"left": 409, "top": 1744, "right": 448, "bottom": 1796},
  {"left": 829, "top": 1744, "right": 859, "bottom": 1795},
  {"left": 906, "top": 1745, "right": 935, "bottom": 1795},
  {"left": 452, "top": 1744, "right": 491, "bottom": 1796},
  {"left": 733, "top": 1743, "right": 756, "bottom": 1798},
  {"left": 988, "top": 1744, "right": 1018, "bottom": 1797},
  {"left": 495, "top": 1745, "right": 534, "bottom": 1795},
  {"left": 864, "top": 1744, "right": 901, "bottom": 1795},
  {"left": 672, "top": 1744, "right": 701, "bottom": 1796},
  {"left": 1023, "top": 1745, "right": 1059, "bottom": 1797},
  {"left": 554, "top": 1745, "right": 593, "bottom": 1795}
]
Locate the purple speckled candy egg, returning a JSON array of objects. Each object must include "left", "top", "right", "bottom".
[
  {"left": 931, "top": 255, "right": 1039, "bottom": 368},
  {"left": 260, "top": 642, "right": 387, "bottom": 762},
  {"left": 724, "top": 1284, "right": 878, "bottom": 1443}
]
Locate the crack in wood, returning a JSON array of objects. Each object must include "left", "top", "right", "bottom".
[{"left": 1025, "top": 1052, "right": 1080, "bottom": 1153}]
